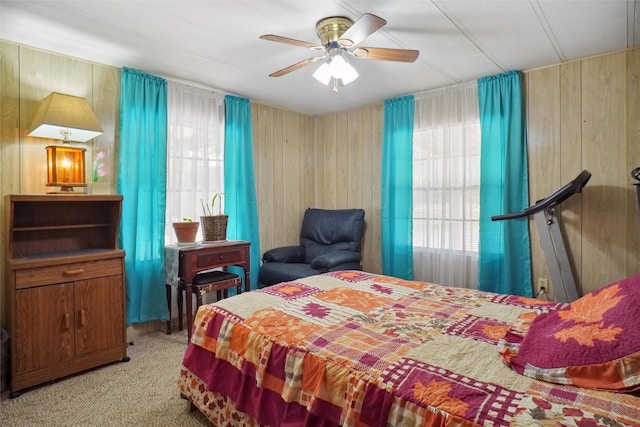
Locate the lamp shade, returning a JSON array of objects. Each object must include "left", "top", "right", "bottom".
[{"left": 29, "top": 92, "right": 104, "bottom": 142}]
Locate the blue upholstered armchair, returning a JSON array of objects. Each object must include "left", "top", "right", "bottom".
[{"left": 258, "top": 208, "right": 365, "bottom": 287}]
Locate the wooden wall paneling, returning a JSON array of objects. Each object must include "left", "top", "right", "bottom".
[
  {"left": 310, "top": 117, "right": 322, "bottom": 207},
  {"left": 271, "top": 107, "right": 286, "bottom": 237},
  {"left": 252, "top": 103, "right": 276, "bottom": 254},
  {"left": 524, "top": 67, "right": 561, "bottom": 297},
  {"left": 313, "top": 114, "right": 337, "bottom": 208},
  {"left": 626, "top": 49, "right": 640, "bottom": 275},
  {"left": 0, "top": 41, "right": 20, "bottom": 328},
  {"left": 281, "top": 109, "right": 303, "bottom": 244},
  {"left": 91, "top": 65, "right": 120, "bottom": 194},
  {"left": 580, "top": 52, "right": 627, "bottom": 292},
  {"left": 357, "top": 106, "right": 374, "bottom": 272},
  {"left": 302, "top": 115, "right": 315, "bottom": 211},
  {"left": 558, "top": 61, "right": 585, "bottom": 298},
  {"left": 335, "top": 113, "right": 349, "bottom": 208},
  {"left": 309, "top": 105, "right": 383, "bottom": 273},
  {"left": 252, "top": 103, "right": 312, "bottom": 259},
  {"left": 360, "top": 104, "right": 383, "bottom": 273},
  {"left": 346, "top": 109, "right": 363, "bottom": 209},
  {"left": 324, "top": 115, "right": 339, "bottom": 209},
  {"left": 251, "top": 103, "right": 263, "bottom": 252},
  {"left": 311, "top": 116, "right": 323, "bottom": 207},
  {"left": 1, "top": 42, "right": 20, "bottom": 195}
]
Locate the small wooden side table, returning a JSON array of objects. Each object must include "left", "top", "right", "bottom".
[{"left": 165, "top": 240, "right": 250, "bottom": 339}]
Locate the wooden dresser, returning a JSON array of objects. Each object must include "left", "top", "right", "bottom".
[{"left": 5, "top": 194, "right": 127, "bottom": 397}]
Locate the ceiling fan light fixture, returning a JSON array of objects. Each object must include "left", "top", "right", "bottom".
[
  {"left": 313, "top": 63, "right": 332, "bottom": 85},
  {"left": 329, "top": 55, "right": 359, "bottom": 84},
  {"left": 338, "top": 62, "right": 359, "bottom": 85},
  {"left": 328, "top": 55, "right": 347, "bottom": 76},
  {"left": 314, "top": 53, "right": 359, "bottom": 89}
]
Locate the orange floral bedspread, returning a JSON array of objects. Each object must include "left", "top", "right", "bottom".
[{"left": 178, "top": 271, "right": 640, "bottom": 426}]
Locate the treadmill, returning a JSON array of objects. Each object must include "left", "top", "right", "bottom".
[{"left": 491, "top": 170, "right": 591, "bottom": 303}]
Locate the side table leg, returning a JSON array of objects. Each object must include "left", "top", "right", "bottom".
[
  {"left": 177, "top": 285, "right": 184, "bottom": 331},
  {"left": 165, "top": 284, "right": 172, "bottom": 335},
  {"left": 186, "top": 283, "right": 193, "bottom": 341}
]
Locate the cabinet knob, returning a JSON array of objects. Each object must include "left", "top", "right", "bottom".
[
  {"left": 63, "top": 268, "right": 85, "bottom": 276},
  {"left": 79, "top": 309, "right": 87, "bottom": 327},
  {"left": 63, "top": 313, "right": 71, "bottom": 330}
]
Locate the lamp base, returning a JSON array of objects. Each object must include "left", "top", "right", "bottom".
[
  {"left": 46, "top": 184, "right": 88, "bottom": 194},
  {"left": 46, "top": 191, "right": 87, "bottom": 194}
]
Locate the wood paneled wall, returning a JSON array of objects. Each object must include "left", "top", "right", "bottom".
[
  {"left": 524, "top": 49, "right": 640, "bottom": 297},
  {"left": 251, "top": 104, "right": 313, "bottom": 254},
  {"left": 310, "top": 106, "right": 384, "bottom": 274},
  {"left": 2, "top": 40, "right": 640, "bottom": 331},
  {"left": 252, "top": 102, "right": 383, "bottom": 274}
]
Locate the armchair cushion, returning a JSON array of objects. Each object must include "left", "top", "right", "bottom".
[
  {"left": 310, "top": 250, "right": 362, "bottom": 271},
  {"left": 301, "top": 208, "right": 364, "bottom": 263},
  {"left": 262, "top": 245, "right": 305, "bottom": 263},
  {"left": 259, "top": 208, "right": 365, "bottom": 287}
]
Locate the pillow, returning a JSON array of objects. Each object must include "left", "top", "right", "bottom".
[{"left": 498, "top": 272, "right": 640, "bottom": 392}]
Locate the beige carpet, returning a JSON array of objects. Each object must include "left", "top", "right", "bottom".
[{"left": 0, "top": 330, "right": 211, "bottom": 426}]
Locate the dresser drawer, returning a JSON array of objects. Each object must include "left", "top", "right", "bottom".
[{"left": 15, "top": 258, "right": 123, "bottom": 289}]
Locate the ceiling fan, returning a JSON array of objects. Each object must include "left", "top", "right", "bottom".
[{"left": 260, "top": 13, "right": 419, "bottom": 92}]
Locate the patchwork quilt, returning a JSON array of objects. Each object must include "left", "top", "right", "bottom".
[{"left": 179, "top": 271, "right": 640, "bottom": 426}]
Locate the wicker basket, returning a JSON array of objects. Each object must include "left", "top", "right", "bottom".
[{"left": 200, "top": 215, "right": 228, "bottom": 241}]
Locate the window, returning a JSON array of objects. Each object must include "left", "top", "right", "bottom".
[
  {"left": 413, "top": 123, "right": 480, "bottom": 251},
  {"left": 412, "top": 84, "right": 480, "bottom": 288},
  {"left": 165, "top": 82, "right": 225, "bottom": 244}
]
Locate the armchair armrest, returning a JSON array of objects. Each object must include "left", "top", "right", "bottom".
[
  {"left": 310, "top": 251, "right": 361, "bottom": 271},
  {"left": 262, "top": 245, "right": 305, "bottom": 263}
]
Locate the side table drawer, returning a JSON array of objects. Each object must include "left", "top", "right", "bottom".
[
  {"left": 195, "top": 248, "right": 245, "bottom": 268},
  {"left": 16, "top": 258, "right": 123, "bottom": 289}
]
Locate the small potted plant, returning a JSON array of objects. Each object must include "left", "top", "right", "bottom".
[
  {"left": 200, "top": 193, "right": 228, "bottom": 242},
  {"left": 172, "top": 217, "right": 199, "bottom": 243}
]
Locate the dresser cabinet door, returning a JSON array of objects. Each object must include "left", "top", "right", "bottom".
[
  {"left": 74, "top": 274, "right": 125, "bottom": 356},
  {"left": 14, "top": 283, "right": 75, "bottom": 374}
]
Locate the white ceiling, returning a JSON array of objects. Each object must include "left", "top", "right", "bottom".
[{"left": 1, "top": 1, "right": 639, "bottom": 116}]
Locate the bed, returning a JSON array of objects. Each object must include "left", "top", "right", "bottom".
[{"left": 178, "top": 270, "right": 640, "bottom": 426}]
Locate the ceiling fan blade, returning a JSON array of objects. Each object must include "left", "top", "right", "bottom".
[
  {"left": 338, "top": 13, "right": 386, "bottom": 47},
  {"left": 260, "top": 34, "right": 324, "bottom": 51},
  {"left": 268, "top": 56, "right": 324, "bottom": 77},
  {"left": 353, "top": 47, "right": 419, "bottom": 62}
]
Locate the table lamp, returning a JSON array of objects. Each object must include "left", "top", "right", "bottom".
[{"left": 28, "top": 92, "right": 103, "bottom": 193}]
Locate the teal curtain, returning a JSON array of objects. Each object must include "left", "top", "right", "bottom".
[
  {"left": 477, "top": 71, "right": 532, "bottom": 296},
  {"left": 381, "top": 95, "right": 414, "bottom": 279},
  {"left": 224, "top": 95, "right": 261, "bottom": 291},
  {"left": 118, "top": 68, "right": 169, "bottom": 325}
]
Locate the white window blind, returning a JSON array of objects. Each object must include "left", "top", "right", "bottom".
[{"left": 412, "top": 83, "right": 480, "bottom": 288}]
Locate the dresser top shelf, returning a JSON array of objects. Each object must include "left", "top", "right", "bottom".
[{"left": 5, "top": 194, "right": 124, "bottom": 263}]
